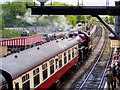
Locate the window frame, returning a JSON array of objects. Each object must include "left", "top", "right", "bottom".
[
  {"left": 72, "top": 48, "right": 74, "bottom": 58},
  {"left": 49, "top": 59, "right": 54, "bottom": 75},
  {"left": 68, "top": 49, "right": 71, "bottom": 61},
  {"left": 64, "top": 52, "right": 67, "bottom": 64},
  {"left": 33, "top": 74, "right": 40, "bottom": 87},
  {"left": 58, "top": 54, "right": 62, "bottom": 68},
  {"left": 33, "top": 68, "right": 40, "bottom": 87},
  {"left": 42, "top": 69, "right": 48, "bottom": 81},
  {"left": 42, "top": 63, "right": 48, "bottom": 81},
  {"left": 22, "top": 74, "right": 30, "bottom": 83},
  {"left": 22, "top": 80, "right": 30, "bottom": 90}
]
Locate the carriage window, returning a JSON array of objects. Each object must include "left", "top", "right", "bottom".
[
  {"left": 55, "top": 58, "right": 58, "bottom": 69},
  {"left": 34, "top": 75, "right": 40, "bottom": 87},
  {"left": 15, "top": 82, "right": 19, "bottom": 90},
  {"left": 68, "top": 50, "right": 71, "bottom": 61},
  {"left": 33, "top": 68, "right": 40, "bottom": 87},
  {"left": 43, "top": 69, "right": 48, "bottom": 80},
  {"left": 42, "top": 63, "right": 47, "bottom": 70},
  {"left": 58, "top": 55, "right": 62, "bottom": 60},
  {"left": 50, "top": 65, "right": 54, "bottom": 75},
  {"left": 22, "top": 74, "right": 29, "bottom": 83},
  {"left": 72, "top": 48, "right": 74, "bottom": 58},
  {"left": 59, "top": 60, "right": 62, "bottom": 68},
  {"left": 58, "top": 55, "right": 62, "bottom": 68},
  {"left": 64, "top": 52, "right": 67, "bottom": 64},
  {"left": 75, "top": 47, "right": 78, "bottom": 55},
  {"left": 42, "top": 63, "right": 48, "bottom": 80},
  {"left": 49, "top": 59, "right": 54, "bottom": 75},
  {"left": 33, "top": 68, "right": 39, "bottom": 76},
  {"left": 22, "top": 81, "right": 30, "bottom": 90}
]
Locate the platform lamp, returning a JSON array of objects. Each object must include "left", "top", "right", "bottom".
[{"left": 37, "top": 0, "right": 49, "bottom": 6}]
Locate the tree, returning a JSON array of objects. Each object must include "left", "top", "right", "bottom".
[
  {"left": 67, "top": 15, "right": 77, "bottom": 26},
  {"left": 2, "top": 1, "right": 28, "bottom": 27},
  {"left": 0, "top": 19, "right": 5, "bottom": 30},
  {"left": 108, "top": 16, "right": 114, "bottom": 24},
  {"left": 47, "top": 1, "right": 69, "bottom": 6},
  {"left": 105, "top": 16, "right": 109, "bottom": 23},
  {"left": 2, "top": 2, "right": 26, "bottom": 19},
  {"left": 10, "top": 2, "right": 26, "bottom": 18},
  {"left": 76, "top": 15, "right": 86, "bottom": 23}
]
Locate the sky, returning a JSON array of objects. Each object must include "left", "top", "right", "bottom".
[
  {"left": 0, "top": 0, "right": 119, "bottom": 6},
  {"left": 47, "top": 0, "right": 119, "bottom": 6}
]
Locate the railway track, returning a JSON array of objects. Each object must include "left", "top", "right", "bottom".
[
  {"left": 56, "top": 25, "right": 104, "bottom": 90},
  {"left": 72, "top": 26, "right": 112, "bottom": 90},
  {"left": 92, "top": 25, "right": 102, "bottom": 50}
]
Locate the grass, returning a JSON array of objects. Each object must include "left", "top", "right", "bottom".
[
  {"left": 0, "top": 29, "right": 22, "bottom": 38},
  {"left": 0, "top": 29, "right": 36, "bottom": 38}
]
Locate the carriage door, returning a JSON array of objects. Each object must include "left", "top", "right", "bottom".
[
  {"left": 22, "top": 81, "right": 30, "bottom": 90},
  {"left": 15, "top": 82, "right": 19, "bottom": 90},
  {"left": 22, "top": 74, "right": 30, "bottom": 90}
]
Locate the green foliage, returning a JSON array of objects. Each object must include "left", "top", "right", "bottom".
[
  {"left": 67, "top": 15, "right": 77, "bottom": 26},
  {"left": 0, "top": 19, "right": 5, "bottom": 30},
  {"left": 10, "top": 2, "right": 26, "bottom": 17},
  {"left": 102, "top": 16, "right": 114, "bottom": 25},
  {"left": 2, "top": 1, "right": 28, "bottom": 27},
  {"left": 47, "top": 1, "right": 69, "bottom": 6},
  {"left": 104, "top": 16, "right": 109, "bottom": 23},
  {"left": 0, "top": 30, "right": 22, "bottom": 38},
  {"left": 108, "top": 16, "right": 114, "bottom": 24},
  {"left": 76, "top": 15, "right": 86, "bottom": 23},
  {"left": 87, "top": 16, "right": 97, "bottom": 24},
  {"left": 2, "top": 2, "right": 26, "bottom": 19},
  {"left": 0, "top": 29, "right": 36, "bottom": 38}
]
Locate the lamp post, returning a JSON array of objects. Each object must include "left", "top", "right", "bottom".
[
  {"left": 82, "top": 0, "right": 83, "bottom": 6},
  {"left": 37, "top": 0, "right": 49, "bottom": 6},
  {"left": 51, "top": 0, "right": 52, "bottom": 6},
  {"left": 106, "top": 0, "right": 109, "bottom": 6},
  {"left": 77, "top": 0, "right": 79, "bottom": 6}
]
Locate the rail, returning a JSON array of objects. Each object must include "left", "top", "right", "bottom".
[
  {"left": 92, "top": 25, "right": 102, "bottom": 50},
  {"left": 78, "top": 26, "right": 107, "bottom": 90},
  {"left": 57, "top": 25, "right": 103, "bottom": 90},
  {"left": 98, "top": 49, "right": 112, "bottom": 89}
]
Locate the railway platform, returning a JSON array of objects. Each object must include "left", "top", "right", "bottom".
[
  {"left": 104, "top": 57, "right": 120, "bottom": 90},
  {"left": 104, "top": 82, "right": 120, "bottom": 90}
]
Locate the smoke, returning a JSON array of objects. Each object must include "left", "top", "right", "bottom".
[
  {"left": 22, "top": 9, "right": 69, "bottom": 33},
  {"left": 52, "top": 15, "right": 68, "bottom": 30},
  {"left": 22, "top": 9, "right": 37, "bottom": 24}
]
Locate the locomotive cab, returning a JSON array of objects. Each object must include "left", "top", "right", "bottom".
[{"left": 78, "top": 46, "right": 85, "bottom": 64}]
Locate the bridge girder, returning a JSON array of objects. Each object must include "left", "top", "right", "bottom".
[{"left": 27, "top": 6, "right": 120, "bottom": 15}]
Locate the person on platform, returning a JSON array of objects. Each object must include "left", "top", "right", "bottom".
[
  {"left": 111, "top": 64, "right": 117, "bottom": 88},
  {"left": 116, "top": 64, "right": 120, "bottom": 86},
  {"left": 105, "top": 67, "right": 114, "bottom": 90}
]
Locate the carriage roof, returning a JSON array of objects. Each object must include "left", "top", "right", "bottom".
[{"left": 0, "top": 38, "right": 78, "bottom": 79}]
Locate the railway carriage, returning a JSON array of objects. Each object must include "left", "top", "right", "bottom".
[
  {"left": 0, "top": 26, "right": 96, "bottom": 89},
  {"left": 0, "top": 38, "right": 79, "bottom": 90}
]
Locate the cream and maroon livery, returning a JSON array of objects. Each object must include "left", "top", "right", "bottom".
[{"left": 0, "top": 38, "right": 79, "bottom": 90}]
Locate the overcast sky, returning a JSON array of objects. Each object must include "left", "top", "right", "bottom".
[
  {"left": 0, "top": 0, "right": 119, "bottom": 6},
  {"left": 46, "top": 0, "right": 118, "bottom": 6}
]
